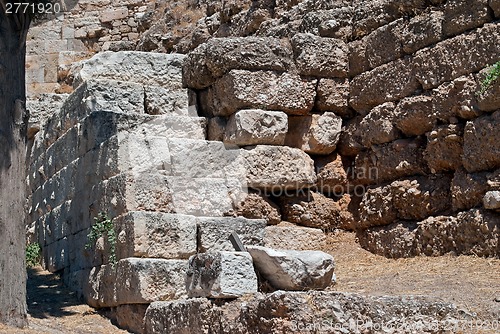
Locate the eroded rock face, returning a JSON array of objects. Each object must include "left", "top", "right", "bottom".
[
  {"left": 232, "top": 192, "right": 282, "bottom": 225},
  {"left": 463, "top": 111, "right": 500, "bottom": 173},
  {"left": 247, "top": 246, "right": 335, "bottom": 290}
]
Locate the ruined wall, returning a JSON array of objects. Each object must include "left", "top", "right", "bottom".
[
  {"left": 26, "top": 0, "right": 151, "bottom": 96},
  {"left": 183, "top": 0, "right": 500, "bottom": 258}
]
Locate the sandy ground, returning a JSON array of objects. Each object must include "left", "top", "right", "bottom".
[{"left": 1, "top": 231, "right": 499, "bottom": 333}]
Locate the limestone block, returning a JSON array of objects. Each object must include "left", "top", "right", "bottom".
[
  {"left": 44, "top": 237, "right": 69, "bottom": 272},
  {"left": 356, "top": 102, "right": 399, "bottom": 148},
  {"left": 291, "top": 33, "right": 348, "bottom": 78},
  {"left": 247, "top": 246, "right": 335, "bottom": 290},
  {"left": 264, "top": 223, "right": 327, "bottom": 250},
  {"left": 209, "top": 70, "right": 317, "bottom": 116},
  {"left": 315, "top": 78, "right": 350, "bottom": 117},
  {"left": 197, "top": 217, "right": 266, "bottom": 252},
  {"left": 239, "top": 145, "right": 317, "bottom": 191},
  {"left": 167, "top": 177, "right": 244, "bottom": 217},
  {"left": 144, "top": 85, "right": 190, "bottom": 116},
  {"left": 182, "top": 37, "right": 293, "bottom": 89},
  {"left": 414, "top": 24, "right": 500, "bottom": 89},
  {"left": 432, "top": 75, "right": 481, "bottom": 121},
  {"left": 399, "top": 11, "right": 443, "bottom": 54},
  {"left": 394, "top": 96, "right": 435, "bottom": 136},
  {"left": 224, "top": 109, "right": 288, "bottom": 146},
  {"left": 349, "top": 58, "right": 419, "bottom": 114},
  {"left": 279, "top": 190, "right": 348, "bottom": 230},
  {"left": 451, "top": 169, "right": 489, "bottom": 211},
  {"left": 442, "top": 0, "right": 491, "bottom": 37},
  {"left": 476, "top": 65, "right": 500, "bottom": 112},
  {"left": 463, "top": 111, "right": 500, "bottom": 173},
  {"left": 115, "top": 212, "right": 197, "bottom": 259},
  {"left": 285, "top": 112, "right": 342, "bottom": 155},
  {"left": 359, "top": 175, "right": 452, "bottom": 229},
  {"left": 168, "top": 138, "right": 240, "bottom": 179},
  {"left": 484, "top": 191, "right": 500, "bottom": 210},
  {"left": 315, "top": 154, "right": 348, "bottom": 194},
  {"left": 354, "top": 138, "right": 428, "bottom": 184},
  {"left": 300, "top": 7, "right": 353, "bottom": 40},
  {"left": 186, "top": 251, "right": 258, "bottom": 298},
  {"left": 424, "top": 124, "right": 464, "bottom": 173},
  {"left": 232, "top": 191, "right": 281, "bottom": 225},
  {"left": 85, "top": 258, "right": 188, "bottom": 308},
  {"left": 111, "top": 304, "right": 148, "bottom": 334},
  {"left": 349, "top": 19, "right": 403, "bottom": 76},
  {"left": 75, "top": 51, "right": 185, "bottom": 88}
]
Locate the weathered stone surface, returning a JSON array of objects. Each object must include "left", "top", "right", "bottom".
[
  {"left": 414, "top": 24, "right": 500, "bottom": 89},
  {"left": 291, "top": 33, "right": 348, "bottom": 77},
  {"left": 357, "top": 102, "right": 400, "bottom": 148},
  {"left": 442, "top": 0, "right": 491, "bottom": 37},
  {"left": 359, "top": 209, "right": 499, "bottom": 258},
  {"left": 239, "top": 145, "right": 317, "bottom": 191},
  {"left": 336, "top": 116, "right": 364, "bottom": 156},
  {"left": 85, "top": 258, "right": 187, "bottom": 308},
  {"left": 197, "top": 217, "right": 266, "bottom": 252},
  {"left": 491, "top": 0, "right": 500, "bottom": 17},
  {"left": 114, "top": 212, "right": 197, "bottom": 260},
  {"left": 182, "top": 37, "right": 293, "bottom": 89},
  {"left": 75, "top": 51, "right": 185, "bottom": 88},
  {"left": 451, "top": 169, "right": 489, "bottom": 211},
  {"left": 232, "top": 192, "right": 281, "bottom": 225},
  {"left": 476, "top": 64, "right": 500, "bottom": 112},
  {"left": 248, "top": 246, "right": 335, "bottom": 290},
  {"left": 144, "top": 291, "right": 464, "bottom": 334},
  {"left": 285, "top": 112, "right": 342, "bottom": 155},
  {"left": 349, "top": 19, "right": 403, "bottom": 76},
  {"left": 300, "top": 7, "right": 353, "bottom": 40},
  {"left": 110, "top": 304, "right": 148, "bottom": 334},
  {"left": 315, "top": 78, "right": 351, "bottom": 117},
  {"left": 224, "top": 109, "right": 288, "bottom": 146},
  {"left": 399, "top": 11, "right": 443, "bottom": 54},
  {"left": 315, "top": 154, "right": 348, "bottom": 195},
  {"left": 144, "top": 85, "right": 190, "bottom": 116},
  {"left": 463, "top": 111, "right": 500, "bottom": 173},
  {"left": 350, "top": 58, "right": 419, "bottom": 114},
  {"left": 208, "top": 70, "right": 317, "bottom": 116},
  {"left": 354, "top": 138, "right": 428, "bottom": 184},
  {"left": 484, "top": 191, "right": 500, "bottom": 210},
  {"left": 279, "top": 191, "right": 345, "bottom": 230},
  {"left": 394, "top": 96, "right": 435, "bottom": 136},
  {"left": 264, "top": 223, "right": 327, "bottom": 250},
  {"left": 186, "top": 251, "right": 258, "bottom": 298},
  {"left": 359, "top": 175, "right": 452, "bottom": 229},
  {"left": 432, "top": 75, "right": 481, "bottom": 121},
  {"left": 424, "top": 124, "right": 464, "bottom": 173},
  {"left": 27, "top": 93, "right": 69, "bottom": 128}
]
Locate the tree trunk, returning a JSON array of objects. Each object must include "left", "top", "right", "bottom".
[{"left": 0, "top": 6, "right": 30, "bottom": 328}]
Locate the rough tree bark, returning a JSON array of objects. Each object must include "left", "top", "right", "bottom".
[{"left": 0, "top": 1, "right": 31, "bottom": 327}]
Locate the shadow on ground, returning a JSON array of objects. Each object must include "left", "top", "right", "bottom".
[{"left": 26, "top": 267, "right": 81, "bottom": 319}]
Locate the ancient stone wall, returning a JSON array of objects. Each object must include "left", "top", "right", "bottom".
[
  {"left": 183, "top": 0, "right": 500, "bottom": 258},
  {"left": 26, "top": 0, "right": 152, "bottom": 96}
]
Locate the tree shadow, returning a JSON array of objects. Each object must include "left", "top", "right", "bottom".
[{"left": 26, "top": 267, "right": 81, "bottom": 319}]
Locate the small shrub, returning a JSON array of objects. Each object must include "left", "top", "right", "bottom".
[
  {"left": 85, "top": 212, "right": 117, "bottom": 268},
  {"left": 26, "top": 242, "right": 41, "bottom": 268},
  {"left": 478, "top": 61, "right": 500, "bottom": 96}
]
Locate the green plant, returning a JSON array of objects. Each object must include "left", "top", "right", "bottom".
[
  {"left": 478, "top": 61, "right": 500, "bottom": 96},
  {"left": 85, "top": 212, "right": 117, "bottom": 268},
  {"left": 26, "top": 242, "right": 41, "bottom": 268}
]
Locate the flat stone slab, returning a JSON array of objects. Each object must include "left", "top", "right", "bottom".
[
  {"left": 186, "top": 251, "right": 258, "bottom": 298},
  {"left": 247, "top": 246, "right": 335, "bottom": 291}
]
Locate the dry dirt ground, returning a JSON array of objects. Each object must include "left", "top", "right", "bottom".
[{"left": 1, "top": 231, "right": 499, "bottom": 333}]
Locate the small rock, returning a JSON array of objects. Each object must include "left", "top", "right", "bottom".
[{"left": 483, "top": 191, "right": 500, "bottom": 210}]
